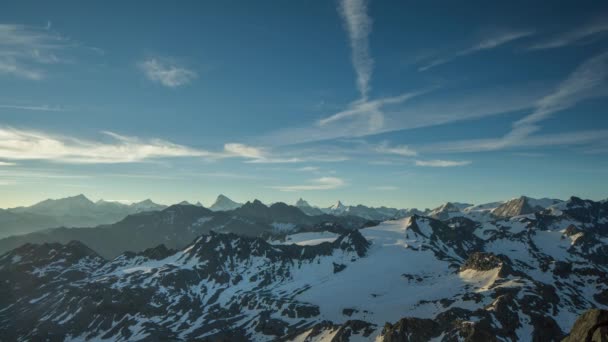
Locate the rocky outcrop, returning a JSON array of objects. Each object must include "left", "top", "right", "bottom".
[
  {"left": 562, "top": 309, "right": 608, "bottom": 342},
  {"left": 460, "top": 252, "right": 503, "bottom": 272}
]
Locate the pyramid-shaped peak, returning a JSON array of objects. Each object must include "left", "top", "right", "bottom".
[
  {"left": 210, "top": 194, "right": 242, "bottom": 211},
  {"left": 330, "top": 200, "right": 345, "bottom": 209},
  {"left": 492, "top": 196, "right": 537, "bottom": 218},
  {"left": 296, "top": 198, "right": 311, "bottom": 207}
]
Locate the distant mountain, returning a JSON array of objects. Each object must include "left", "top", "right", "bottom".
[
  {"left": 326, "top": 200, "right": 348, "bottom": 214},
  {"left": 0, "top": 201, "right": 369, "bottom": 258},
  {"left": 0, "top": 195, "right": 167, "bottom": 239},
  {"left": 1, "top": 195, "right": 606, "bottom": 341},
  {"left": 426, "top": 196, "right": 563, "bottom": 221},
  {"left": 321, "top": 200, "right": 422, "bottom": 221},
  {"left": 428, "top": 202, "right": 470, "bottom": 220},
  {"left": 209, "top": 194, "right": 242, "bottom": 211},
  {"left": 492, "top": 196, "right": 562, "bottom": 218},
  {"left": 295, "top": 198, "right": 325, "bottom": 216}
]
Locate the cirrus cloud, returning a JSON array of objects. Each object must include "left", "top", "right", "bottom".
[
  {"left": 0, "top": 127, "right": 210, "bottom": 164},
  {"left": 272, "top": 177, "right": 345, "bottom": 192},
  {"left": 415, "top": 159, "right": 471, "bottom": 167},
  {"left": 138, "top": 58, "right": 197, "bottom": 87}
]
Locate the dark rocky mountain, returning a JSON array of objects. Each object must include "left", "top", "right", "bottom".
[
  {"left": 0, "top": 196, "right": 606, "bottom": 341},
  {"left": 0, "top": 202, "right": 369, "bottom": 259},
  {"left": 0, "top": 194, "right": 166, "bottom": 239}
]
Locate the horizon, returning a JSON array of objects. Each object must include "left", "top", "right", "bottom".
[
  {"left": 2, "top": 192, "right": 602, "bottom": 212},
  {"left": 2, "top": 1, "right": 608, "bottom": 209}
]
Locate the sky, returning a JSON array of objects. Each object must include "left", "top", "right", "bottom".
[{"left": 0, "top": 0, "right": 607, "bottom": 210}]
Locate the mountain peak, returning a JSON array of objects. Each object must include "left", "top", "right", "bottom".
[
  {"left": 492, "top": 196, "right": 537, "bottom": 218},
  {"left": 296, "top": 198, "right": 311, "bottom": 207},
  {"left": 210, "top": 194, "right": 242, "bottom": 211},
  {"left": 330, "top": 200, "right": 345, "bottom": 210}
]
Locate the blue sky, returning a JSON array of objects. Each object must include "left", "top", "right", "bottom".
[{"left": 0, "top": 0, "right": 607, "bottom": 209}]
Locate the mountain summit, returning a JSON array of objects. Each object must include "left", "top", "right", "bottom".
[
  {"left": 295, "top": 198, "right": 324, "bottom": 216},
  {"left": 209, "top": 194, "right": 242, "bottom": 211}
]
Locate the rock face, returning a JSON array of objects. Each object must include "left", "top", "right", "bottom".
[
  {"left": 428, "top": 202, "right": 467, "bottom": 220},
  {"left": 562, "top": 309, "right": 608, "bottom": 342},
  {"left": 459, "top": 252, "right": 504, "bottom": 272},
  {"left": 492, "top": 196, "right": 541, "bottom": 218}
]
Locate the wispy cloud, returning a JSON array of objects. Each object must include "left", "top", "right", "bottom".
[
  {"left": 415, "top": 159, "right": 471, "bottom": 167},
  {"left": 0, "top": 104, "right": 63, "bottom": 111},
  {"left": 272, "top": 177, "right": 346, "bottom": 192},
  {"left": 375, "top": 141, "right": 417, "bottom": 156},
  {"left": 0, "top": 23, "right": 74, "bottom": 80},
  {"left": 529, "top": 16, "right": 608, "bottom": 50},
  {"left": 223, "top": 143, "right": 301, "bottom": 163},
  {"left": 0, "top": 127, "right": 211, "bottom": 163},
  {"left": 425, "top": 130, "right": 608, "bottom": 153},
  {"left": 297, "top": 166, "right": 320, "bottom": 172},
  {"left": 223, "top": 143, "right": 266, "bottom": 159},
  {"left": 0, "top": 161, "right": 15, "bottom": 166},
  {"left": 262, "top": 83, "right": 541, "bottom": 145},
  {"left": 338, "top": 0, "right": 373, "bottom": 99},
  {"left": 370, "top": 185, "right": 398, "bottom": 191},
  {"left": 419, "top": 29, "right": 534, "bottom": 71},
  {"left": 318, "top": 91, "right": 425, "bottom": 130},
  {"left": 514, "top": 50, "right": 608, "bottom": 128},
  {"left": 418, "top": 51, "right": 608, "bottom": 153},
  {"left": 138, "top": 58, "right": 197, "bottom": 87}
]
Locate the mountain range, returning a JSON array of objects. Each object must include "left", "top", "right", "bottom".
[
  {"left": 0, "top": 194, "right": 607, "bottom": 341},
  {"left": 0, "top": 195, "right": 166, "bottom": 239},
  {"left": 0, "top": 199, "right": 370, "bottom": 259}
]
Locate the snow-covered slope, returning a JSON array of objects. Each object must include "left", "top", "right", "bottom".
[{"left": 1, "top": 196, "right": 606, "bottom": 341}]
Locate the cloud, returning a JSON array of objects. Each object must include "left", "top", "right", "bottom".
[
  {"left": 138, "top": 58, "right": 197, "bottom": 87},
  {"left": 272, "top": 177, "right": 346, "bottom": 192},
  {"left": 424, "top": 130, "right": 608, "bottom": 153},
  {"left": 223, "top": 143, "right": 266, "bottom": 159},
  {"left": 223, "top": 143, "right": 302, "bottom": 163},
  {"left": 338, "top": 0, "right": 373, "bottom": 99},
  {"left": 370, "top": 185, "right": 398, "bottom": 191},
  {"left": 0, "top": 127, "right": 210, "bottom": 163},
  {"left": 417, "top": 51, "right": 608, "bottom": 153},
  {"left": 297, "top": 166, "right": 320, "bottom": 172},
  {"left": 0, "top": 161, "right": 15, "bottom": 166},
  {"left": 0, "top": 104, "right": 62, "bottom": 111},
  {"left": 0, "top": 23, "right": 74, "bottom": 80},
  {"left": 415, "top": 159, "right": 471, "bottom": 167},
  {"left": 262, "top": 83, "right": 541, "bottom": 145},
  {"left": 515, "top": 50, "right": 608, "bottom": 128},
  {"left": 376, "top": 141, "right": 417, "bottom": 156},
  {"left": 419, "top": 29, "right": 534, "bottom": 71},
  {"left": 529, "top": 17, "right": 608, "bottom": 50},
  {"left": 318, "top": 91, "right": 425, "bottom": 129},
  {"left": 0, "top": 59, "right": 43, "bottom": 80}
]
